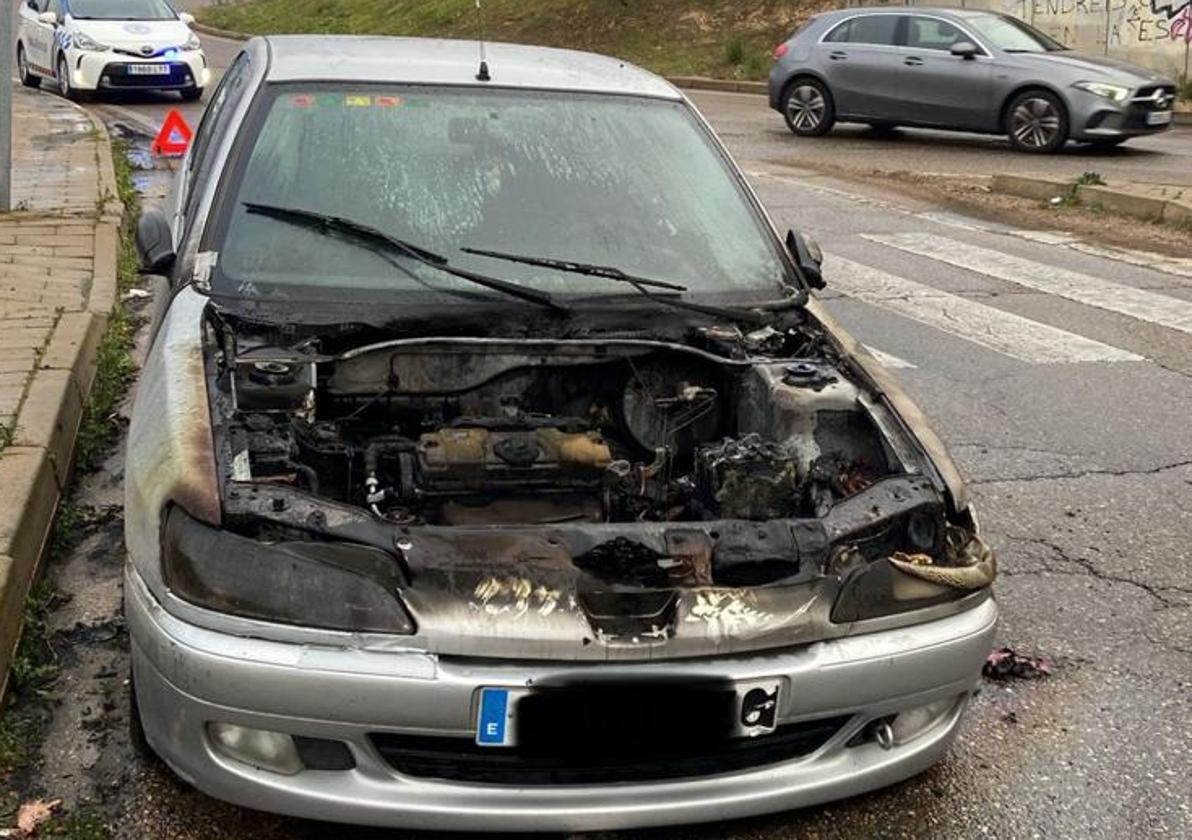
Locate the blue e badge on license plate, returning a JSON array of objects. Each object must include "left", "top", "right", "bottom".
[{"left": 476, "top": 687, "right": 526, "bottom": 746}]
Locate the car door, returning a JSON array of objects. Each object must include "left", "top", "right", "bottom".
[
  {"left": 815, "top": 14, "right": 905, "bottom": 120},
  {"left": 900, "top": 16, "right": 994, "bottom": 131},
  {"left": 20, "top": 0, "right": 55, "bottom": 73}
]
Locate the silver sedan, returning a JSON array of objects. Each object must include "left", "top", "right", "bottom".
[
  {"left": 125, "top": 35, "right": 997, "bottom": 831},
  {"left": 769, "top": 8, "right": 1177, "bottom": 152}
]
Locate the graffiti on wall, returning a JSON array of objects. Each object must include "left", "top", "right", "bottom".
[
  {"left": 1151, "top": 0, "right": 1192, "bottom": 45},
  {"left": 1010, "top": 0, "right": 1192, "bottom": 47}
]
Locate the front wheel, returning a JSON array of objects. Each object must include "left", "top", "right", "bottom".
[
  {"left": 783, "top": 79, "right": 835, "bottom": 137},
  {"left": 17, "top": 45, "right": 40, "bottom": 88},
  {"left": 1006, "top": 90, "right": 1068, "bottom": 153},
  {"left": 56, "top": 55, "right": 82, "bottom": 101}
]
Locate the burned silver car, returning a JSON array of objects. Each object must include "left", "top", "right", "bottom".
[{"left": 125, "top": 36, "right": 997, "bottom": 831}]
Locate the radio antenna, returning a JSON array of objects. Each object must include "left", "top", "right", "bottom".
[{"left": 475, "top": 0, "right": 490, "bottom": 81}]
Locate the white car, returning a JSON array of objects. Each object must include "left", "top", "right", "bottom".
[{"left": 17, "top": 0, "right": 208, "bottom": 101}]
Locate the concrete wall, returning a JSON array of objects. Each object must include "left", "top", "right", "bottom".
[{"left": 850, "top": 0, "right": 1192, "bottom": 80}]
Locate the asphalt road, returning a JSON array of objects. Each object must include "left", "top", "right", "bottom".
[{"left": 10, "top": 14, "right": 1192, "bottom": 840}]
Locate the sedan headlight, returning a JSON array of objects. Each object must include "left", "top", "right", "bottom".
[
  {"left": 1073, "top": 81, "right": 1130, "bottom": 102},
  {"left": 162, "top": 507, "right": 415, "bottom": 634},
  {"left": 72, "top": 31, "right": 109, "bottom": 51},
  {"left": 183, "top": 33, "right": 202, "bottom": 51}
]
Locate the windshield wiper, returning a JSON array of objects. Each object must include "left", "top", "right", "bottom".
[
  {"left": 242, "top": 202, "right": 568, "bottom": 313},
  {"left": 462, "top": 246, "right": 774, "bottom": 325}
]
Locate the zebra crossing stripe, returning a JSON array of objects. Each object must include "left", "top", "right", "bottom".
[
  {"left": 825, "top": 255, "right": 1143, "bottom": 364},
  {"left": 866, "top": 232, "right": 1192, "bottom": 335},
  {"left": 862, "top": 345, "right": 917, "bottom": 369}
]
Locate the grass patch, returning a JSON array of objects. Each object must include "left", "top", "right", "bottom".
[
  {"left": 73, "top": 140, "right": 140, "bottom": 473},
  {"left": 200, "top": 0, "right": 827, "bottom": 80},
  {"left": 0, "top": 141, "right": 138, "bottom": 839}
]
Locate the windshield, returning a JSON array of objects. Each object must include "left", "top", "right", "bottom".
[
  {"left": 967, "top": 14, "right": 1067, "bottom": 52},
  {"left": 210, "top": 85, "right": 791, "bottom": 305},
  {"left": 69, "top": 0, "right": 177, "bottom": 19}
]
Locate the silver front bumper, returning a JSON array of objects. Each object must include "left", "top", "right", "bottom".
[{"left": 126, "top": 567, "right": 997, "bottom": 832}]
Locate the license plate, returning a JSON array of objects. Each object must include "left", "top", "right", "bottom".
[
  {"left": 1146, "top": 110, "right": 1172, "bottom": 126},
  {"left": 128, "top": 64, "right": 171, "bottom": 76},
  {"left": 475, "top": 679, "right": 783, "bottom": 748}
]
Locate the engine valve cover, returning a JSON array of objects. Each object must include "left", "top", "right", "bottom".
[{"left": 416, "top": 427, "right": 612, "bottom": 494}]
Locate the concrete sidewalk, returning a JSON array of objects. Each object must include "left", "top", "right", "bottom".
[{"left": 0, "top": 84, "right": 122, "bottom": 691}]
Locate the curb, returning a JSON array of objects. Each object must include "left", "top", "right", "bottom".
[
  {"left": 192, "top": 21, "right": 254, "bottom": 41},
  {"left": 991, "top": 173, "right": 1190, "bottom": 225},
  {"left": 0, "top": 98, "right": 124, "bottom": 695}
]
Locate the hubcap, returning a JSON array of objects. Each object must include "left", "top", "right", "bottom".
[
  {"left": 59, "top": 61, "right": 69, "bottom": 95},
  {"left": 18, "top": 49, "right": 26, "bottom": 79},
  {"left": 786, "top": 85, "right": 826, "bottom": 131},
  {"left": 1011, "top": 98, "right": 1061, "bottom": 148}
]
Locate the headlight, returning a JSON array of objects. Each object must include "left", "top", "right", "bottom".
[
  {"left": 830, "top": 558, "right": 964, "bottom": 622},
  {"left": 830, "top": 525, "right": 995, "bottom": 623},
  {"left": 1073, "top": 81, "right": 1130, "bottom": 102},
  {"left": 183, "top": 33, "right": 202, "bottom": 51},
  {"left": 72, "top": 32, "right": 108, "bottom": 51},
  {"left": 162, "top": 507, "right": 415, "bottom": 634}
]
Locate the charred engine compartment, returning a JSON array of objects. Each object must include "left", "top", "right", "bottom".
[{"left": 217, "top": 338, "right": 903, "bottom": 530}]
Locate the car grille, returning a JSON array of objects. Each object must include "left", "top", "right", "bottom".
[
  {"left": 369, "top": 715, "right": 851, "bottom": 785},
  {"left": 99, "top": 63, "right": 193, "bottom": 89},
  {"left": 1132, "top": 85, "right": 1176, "bottom": 111}
]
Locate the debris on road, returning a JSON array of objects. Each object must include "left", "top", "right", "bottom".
[
  {"left": 983, "top": 647, "right": 1051, "bottom": 681},
  {"left": 2, "top": 799, "right": 62, "bottom": 837}
]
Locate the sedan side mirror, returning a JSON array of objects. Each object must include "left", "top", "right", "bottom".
[
  {"left": 179, "top": 12, "right": 196, "bottom": 25},
  {"left": 136, "top": 208, "right": 177, "bottom": 275},
  {"left": 786, "top": 229, "right": 825, "bottom": 290},
  {"left": 37, "top": 10, "right": 59, "bottom": 25},
  {"left": 950, "top": 41, "right": 979, "bottom": 60}
]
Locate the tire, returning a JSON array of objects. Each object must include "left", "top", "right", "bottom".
[
  {"left": 782, "top": 78, "right": 835, "bottom": 137},
  {"left": 17, "top": 44, "right": 40, "bottom": 88},
  {"left": 128, "top": 669, "right": 158, "bottom": 763},
  {"left": 56, "top": 54, "right": 81, "bottom": 101},
  {"left": 180, "top": 87, "right": 204, "bottom": 102},
  {"left": 1005, "top": 89, "right": 1068, "bottom": 154}
]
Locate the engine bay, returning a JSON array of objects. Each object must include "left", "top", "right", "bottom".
[{"left": 215, "top": 332, "right": 904, "bottom": 530}]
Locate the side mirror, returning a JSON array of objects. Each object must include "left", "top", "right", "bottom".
[
  {"left": 786, "top": 230, "right": 825, "bottom": 290},
  {"left": 950, "top": 41, "right": 979, "bottom": 60},
  {"left": 179, "top": 12, "right": 196, "bottom": 25},
  {"left": 38, "top": 10, "right": 59, "bottom": 25},
  {"left": 136, "top": 208, "right": 177, "bottom": 275}
]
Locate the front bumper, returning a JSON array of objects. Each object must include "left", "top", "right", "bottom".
[
  {"left": 72, "top": 49, "right": 207, "bottom": 91},
  {"left": 126, "top": 566, "right": 996, "bottom": 832},
  {"left": 1069, "top": 85, "right": 1176, "bottom": 140}
]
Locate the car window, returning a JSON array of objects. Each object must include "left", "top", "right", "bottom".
[
  {"left": 967, "top": 13, "right": 1067, "bottom": 52},
  {"left": 824, "top": 15, "right": 899, "bottom": 46},
  {"left": 906, "top": 17, "right": 970, "bottom": 51},
  {"left": 208, "top": 85, "right": 791, "bottom": 304},
  {"left": 183, "top": 53, "right": 253, "bottom": 223}
]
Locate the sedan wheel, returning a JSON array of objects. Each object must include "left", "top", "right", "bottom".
[
  {"left": 1007, "top": 92, "right": 1067, "bottom": 153},
  {"left": 57, "top": 56, "right": 74, "bottom": 100},
  {"left": 18, "top": 45, "right": 40, "bottom": 88},
  {"left": 783, "top": 80, "right": 834, "bottom": 137}
]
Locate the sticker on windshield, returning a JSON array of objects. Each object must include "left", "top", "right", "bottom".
[
  {"left": 375, "top": 95, "right": 402, "bottom": 108},
  {"left": 289, "top": 94, "right": 315, "bottom": 109},
  {"left": 345, "top": 95, "right": 372, "bottom": 108}
]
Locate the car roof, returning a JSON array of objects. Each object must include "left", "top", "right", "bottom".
[
  {"left": 818, "top": 6, "right": 990, "bottom": 20},
  {"left": 261, "top": 36, "right": 682, "bottom": 100}
]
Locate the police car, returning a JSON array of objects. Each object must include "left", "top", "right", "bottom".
[{"left": 17, "top": 0, "right": 208, "bottom": 101}]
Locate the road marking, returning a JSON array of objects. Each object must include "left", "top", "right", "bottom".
[
  {"left": 825, "top": 255, "right": 1143, "bottom": 364},
  {"left": 866, "top": 232, "right": 1192, "bottom": 335},
  {"left": 862, "top": 345, "right": 917, "bottom": 369}
]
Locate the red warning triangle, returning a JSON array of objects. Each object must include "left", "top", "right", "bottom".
[{"left": 152, "top": 109, "right": 194, "bottom": 157}]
